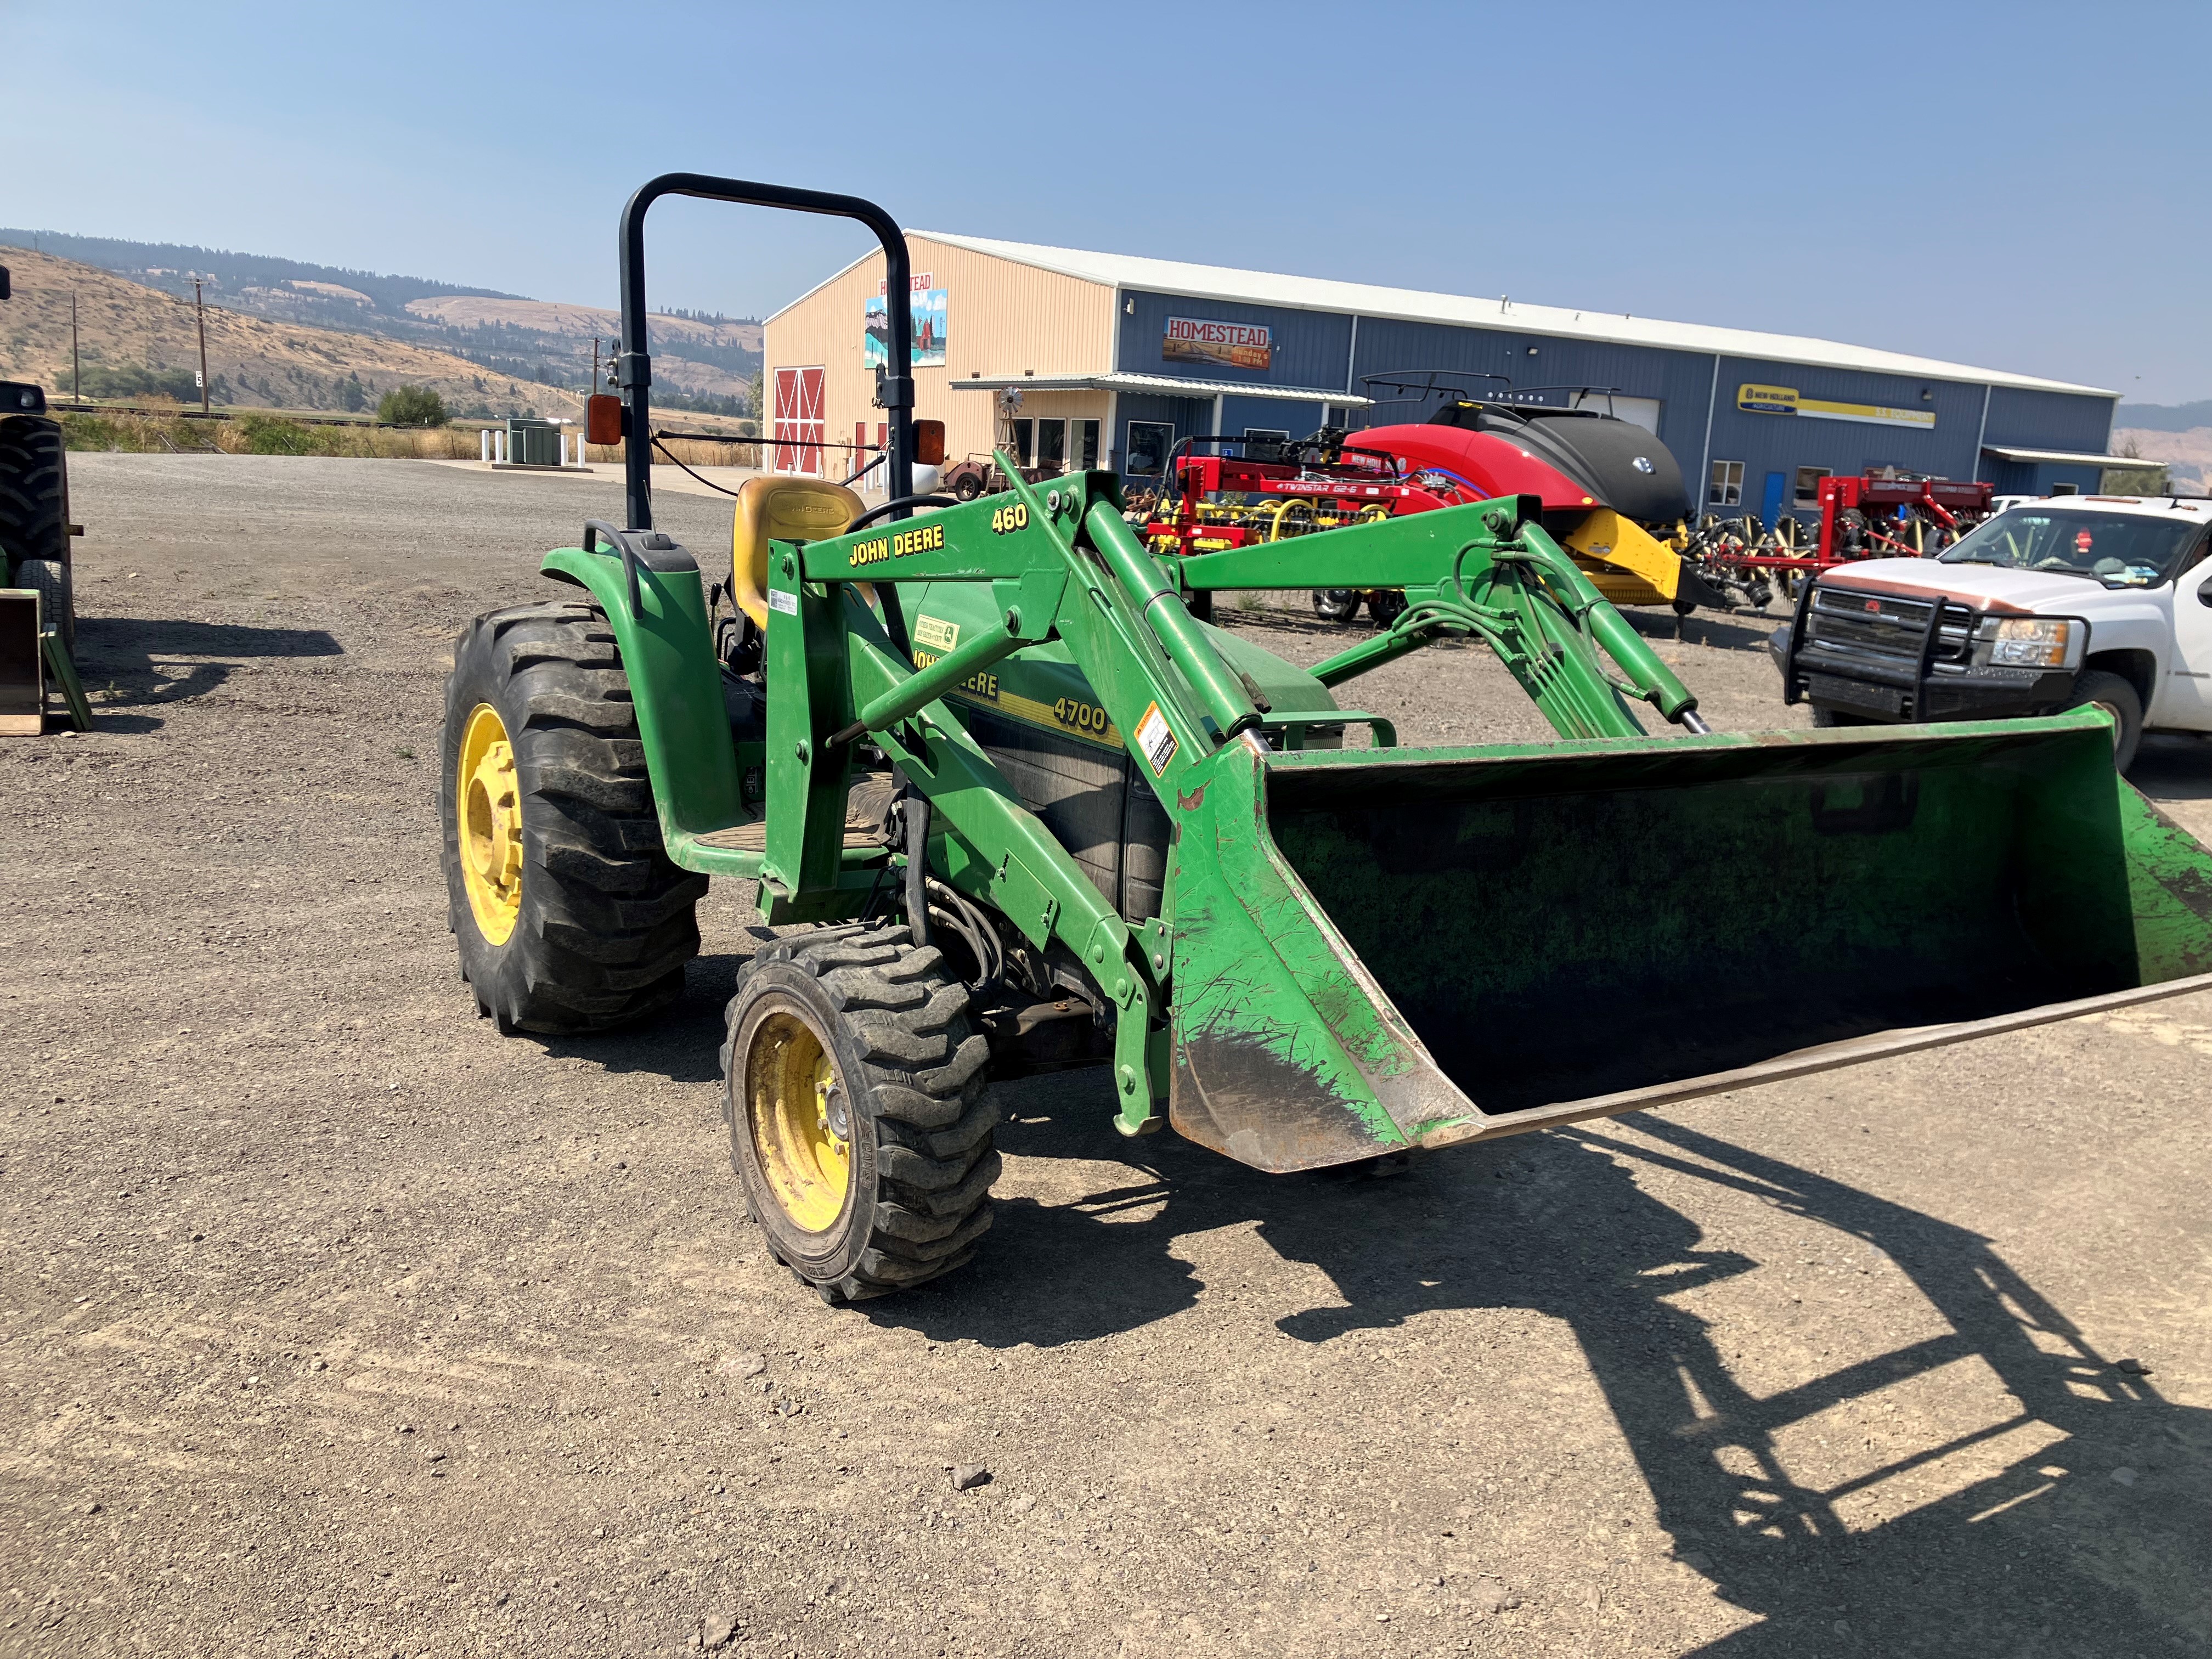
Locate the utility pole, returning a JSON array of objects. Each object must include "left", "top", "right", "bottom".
[
  {"left": 70, "top": 291, "right": 79, "bottom": 402},
  {"left": 193, "top": 278, "right": 211, "bottom": 414}
]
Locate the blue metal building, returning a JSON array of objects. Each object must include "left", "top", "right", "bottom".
[{"left": 924, "top": 232, "right": 2134, "bottom": 521}]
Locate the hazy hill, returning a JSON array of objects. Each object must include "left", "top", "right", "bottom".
[
  {"left": 0, "top": 229, "right": 761, "bottom": 414},
  {"left": 2114, "top": 400, "right": 2212, "bottom": 433},
  {"left": 2112, "top": 428, "right": 2211, "bottom": 492},
  {"left": 0, "top": 247, "right": 581, "bottom": 420},
  {"left": 403, "top": 295, "right": 761, "bottom": 400}
]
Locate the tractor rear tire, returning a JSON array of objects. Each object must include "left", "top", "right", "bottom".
[
  {"left": 15, "top": 558, "right": 73, "bottom": 661},
  {"left": 1, "top": 416, "right": 72, "bottom": 657},
  {"left": 722, "top": 923, "right": 998, "bottom": 1302},
  {"left": 440, "top": 600, "right": 707, "bottom": 1032}
]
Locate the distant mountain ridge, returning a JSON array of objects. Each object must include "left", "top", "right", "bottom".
[
  {"left": 0, "top": 229, "right": 519, "bottom": 314},
  {"left": 2114, "top": 400, "right": 2212, "bottom": 433},
  {"left": 0, "top": 229, "right": 760, "bottom": 415},
  {"left": 0, "top": 246, "right": 582, "bottom": 421}
]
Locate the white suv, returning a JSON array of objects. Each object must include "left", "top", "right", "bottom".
[{"left": 1773, "top": 494, "right": 2212, "bottom": 771}]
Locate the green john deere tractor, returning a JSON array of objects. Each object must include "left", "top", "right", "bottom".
[{"left": 440, "top": 176, "right": 2212, "bottom": 1304}]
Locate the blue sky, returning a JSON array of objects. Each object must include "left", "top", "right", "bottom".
[{"left": 11, "top": 1, "right": 2208, "bottom": 400}]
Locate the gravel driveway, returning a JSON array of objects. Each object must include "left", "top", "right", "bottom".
[{"left": 5, "top": 454, "right": 2207, "bottom": 1657}]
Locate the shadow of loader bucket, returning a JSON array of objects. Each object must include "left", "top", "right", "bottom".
[{"left": 1166, "top": 711, "right": 2212, "bottom": 1172}]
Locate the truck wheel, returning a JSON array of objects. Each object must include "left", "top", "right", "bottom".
[
  {"left": 440, "top": 601, "right": 707, "bottom": 1032},
  {"left": 2064, "top": 669, "right": 2144, "bottom": 774},
  {"left": 723, "top": 923, "right": 998, "bottom": 1303},
  {"left": 1312, "top": 589, "right": 1360, "bottom": 623}
]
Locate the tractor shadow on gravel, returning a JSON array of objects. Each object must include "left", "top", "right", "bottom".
[
  {"left": 72, "top": 617, "right": 342, "bottom": 732},
  {"left": 888, "top": 1085, "right": 2209, "bottom": 1657}
]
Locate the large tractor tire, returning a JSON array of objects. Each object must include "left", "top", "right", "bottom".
[
  {"left": 15, "top": 558, "right": 72, "bottom": 659},
  {"left": 440, "top": 601, "right": 706, "bottom": 1032},
  {"left": 0, "top": 416, "right": 72, "bottom": 657},
  {"left": 722, "top": 923, "right": 998, "bottom": 1302}
]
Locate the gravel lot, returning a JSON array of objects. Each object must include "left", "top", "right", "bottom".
[{"left": 6, "top": 454, "right": 2209, "bottom": 1658}]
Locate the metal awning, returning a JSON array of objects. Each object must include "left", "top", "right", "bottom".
[
  {"left": 950, "top": 371, "right": 1372, "bottom": 407},
  {"left": 1982, "top": 444, "right": 2155, "bottom": 469}
]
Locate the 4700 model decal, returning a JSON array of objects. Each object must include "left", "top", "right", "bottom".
[{"left": 911, "top": 646, "right": 1122, "bottom": 750}]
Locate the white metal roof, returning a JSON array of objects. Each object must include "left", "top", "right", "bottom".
[
  {"left": 909, "top": 230, "right": 2113, "bottom": 398},
  {"left": 949, "top": 371, "right": 1372, "bottom": 405},
  {"left": 1982, "top": 444, "right": 2158, "bottom": 467}
]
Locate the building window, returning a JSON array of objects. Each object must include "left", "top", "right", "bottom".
[
  {"left": 1008, "top": 417, "right": 1086, "bottom": 474},
  {"left": 1127, "top": 421, "right": 1173, "bottom": 476},
  {"left": 1708, "top": 459, "right": 1744, "bottom": 507},
  {"left": 1034, "top": 418, "right": 1068, "bottom": 473},
  {"left": 1793, "top": 465, "right": 1830, "bottom": 507}
]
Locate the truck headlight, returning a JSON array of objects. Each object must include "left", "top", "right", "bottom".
[{"left": 1973, "top": 616, "right": 2086, "bottom": 670}]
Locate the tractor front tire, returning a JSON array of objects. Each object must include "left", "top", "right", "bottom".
[
  {"left": 440, "top": 601, "right": 706, "bottom": 1032},
  {"left": 723, "top": 924, "right": 998, "bottom": 1302}
]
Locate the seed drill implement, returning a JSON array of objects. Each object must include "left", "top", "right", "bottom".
[{"left": 441, "top": 176, "right": 2212, "bottom": 1302}]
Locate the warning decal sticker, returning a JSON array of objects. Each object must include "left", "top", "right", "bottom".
[{"left": 1135, "top": 701, "right": 1178, "bottom": 776}]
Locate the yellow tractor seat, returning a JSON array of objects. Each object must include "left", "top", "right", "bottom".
[{"left": 730, "top": 476, "right": 866, "bottom": 625}]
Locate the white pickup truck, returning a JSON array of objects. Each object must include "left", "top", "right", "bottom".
[{"left": 1773, "top": 494, "right": 2212, "bottom": 771}]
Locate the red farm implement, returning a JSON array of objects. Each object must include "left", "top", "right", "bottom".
[
  {"left": 1136, "top": 433, "right": 1463, "bottom": 623},
  {"left": 1696, "top": 472, "right": 1996, "bottom": 596}
]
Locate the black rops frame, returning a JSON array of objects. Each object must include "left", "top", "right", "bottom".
[{"left": 615, "top": 173, "right": 916, "bottom": 533}]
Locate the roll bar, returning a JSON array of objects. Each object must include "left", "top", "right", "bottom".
[{"left": 615, "top": 174, "right": 916, "bottom": 532}]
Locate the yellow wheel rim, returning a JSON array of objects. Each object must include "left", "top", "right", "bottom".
[
  {"left": 458, "top": 702, "right": 524, "bottom": 946},
  {"left": 747, "top": 1011, "right": 853, "bottom": 1233}
]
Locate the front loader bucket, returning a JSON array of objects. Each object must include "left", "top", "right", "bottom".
[{"left": 1166, "top": 712, "right": 2212, "bottom": 1172}]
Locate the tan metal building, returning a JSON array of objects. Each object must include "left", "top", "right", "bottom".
[
  {"left": 763, "top": 230, "right": 2122, "bottom": 508},
  {"left": 760, "top": 231, "right": 1370, "bottom": 491}
]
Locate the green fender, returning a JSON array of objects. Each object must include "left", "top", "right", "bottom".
[{"left": 540, "top": 545, "right": 744, "bottom": 866}]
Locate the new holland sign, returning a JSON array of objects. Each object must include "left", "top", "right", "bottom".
[{"left": 1737, "top": 383, "right": 1934, "bottom": 429}]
